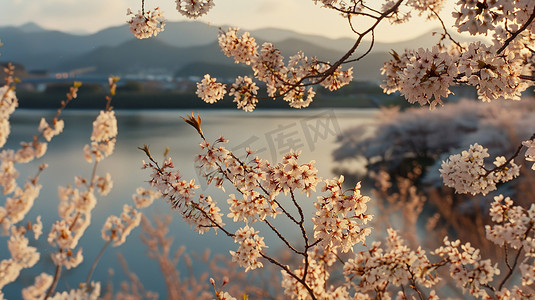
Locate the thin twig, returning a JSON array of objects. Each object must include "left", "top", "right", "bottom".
[
  {"left": 497, "top": 4, "right": 535, "bottom": 54},
  {"left": 264, "top": 219, "right": 304, "bottom": 255},
  {"left": 44, "top": 265, "right": 62, "bottom": 299},
  {"left": 85, "top": 240, "right": 111, "bottom": 286},
  {"left": 259, "top": 252, "right": 317, "bottom": 300},
  {"left": 483, "top": 133, "right": 535, "bottom": 176},
  {"left": 429, "top": 7, "right": 464, "bottom": 50},
  {"left": 498, "top": 221, "right": 533, "bottom": 290}
]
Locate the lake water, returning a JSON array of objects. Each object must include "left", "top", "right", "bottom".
[{"left": 2, "top": 108, "right": 378, "bottom": 298}]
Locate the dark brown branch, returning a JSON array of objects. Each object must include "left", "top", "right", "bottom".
[
  {"left": 44, "top": 265, "right": 62, "bottom": 299},
  {"left": 289, "top": 190, "right": 311, "bottom": 283},
  {"left": 85, "top": 240, "right": 111, "bottom": 286},
  {"left": 497, "top": 4, "right": 535, "bottom": 54},
  {"left": 264, "top": 219, "right": 304, "bottom": 255},
  {"left": 260, "top": 252, "right": 317, "bottom": 300},
  {"left": 406, "top": 264, "right": 426, "bottom": 300},
  {"left": 344, "top": 29, "right": 375, "bottom": 64},
  {"left": 519, "top": 74, "right": 535, "bottom": 81},
  {"left": 305, "top": 0, "right": 405, "bottom": 84},
  {"left": 430, "top": 7, "right": 464, "bottom": 50},
  {"left": 483, "top": 133, "right": 535, "bottom": 177},
  {"left": 251, "top": 0, "right": 405, "bottom": 102},
  {"left": 321, "top": 2, "right": 380, "bottom": 20},
  {"left": 191, "top": 203, "right": 235, "bottom": 237},
  {"left": 498, "top": 221, "right": 533, "bottom": 290}
]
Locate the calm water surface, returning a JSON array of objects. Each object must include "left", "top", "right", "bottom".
[{"left": 2, "top": 108, "right": 377, "bottom": 297}]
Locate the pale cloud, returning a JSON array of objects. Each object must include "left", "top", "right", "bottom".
[
  {"left": 255, "top": 0, "right": 300, "bottom": 14},
  {"left": 0, "top": 0, "right": 130, "bottom": 33}
]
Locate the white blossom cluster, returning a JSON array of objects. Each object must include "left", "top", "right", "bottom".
[
  {"left": 433, "top": 237, "right": 500, "bottom": 298},
  {"left": 83, "top": 110, "right": 117, "bottom": 163},
  {"left": 101, "top": 204, "right": 142, "bottom": 247},
  {"left": 281, "top": 252, "right": 349, "bottom": 299},
  {"left": 196, "top": 139, "right": 321, "bottom": 207},
  {"left": 388, "top": 47, "right": 457, "bottom": 108},
  {"left": 218, "top": 28, "right": 258, "bottom": 66},
  {"left": 343, "top": 228, "right": 438, "bottom": 293},
  {"left": 0, "top": 85, "right": 17, "bottom": 148},
  {"left": 51, "top": 177, "right": 109, "bottom": 269},
  {"left": 486, "top": 194, "right": 535, "bottom": 291},
  {"left": 264, "top": 150, "right": 321, "bottom": 198},
  {"left": 229, "top": 76, "right": 259, "bottom": 112},
  {"left": 196, "top": 74, "right": 227, "bottom": 104},
  {"left": 440, "top": 143, "right": 520, "bottom": 195},
  {"left": 227, "top": 190, "right": 276, "bottom": 223},
  {"left": 38, "top": 117, "right": 64, "bottom": 142},
  {"left": 229, "top": 225, "right": 266, "bottom": 272},
  {"left": 197, "top": 28, "right": 353, "bottom": 111},
  {"left": 382, "top": 0, "right": 534, "bottom": 106},
  {"left": 0, "top": 71, "right": 158, "bottom": 299},
  {"left": 3, "top": 182, "right": 41, "bottom": 228},
  {"left": 382, "top": 43, "right": 532, "bottom": 105},
  {"left": 126, "top": 7, "right": 166, "bottom": 39},
  {"left": 522, "top": 138, "right": 535, "bottom": 170},
  {"left": 21, "top": 273, "right": 53, "bottom": 300},
  {"left": 176, "top": 0, "right": 215, "bottom": 19},
  {"left": 48, "top": 282, "right": 100, "bottom": 300},
  {"left": 143, "top": 156, "right": 224, "bottom": 234},
  {"left": 132, "top": 187, "right": 161, "bottom": 208},
  {"left": 458, "top": 42, "right": 529, "bottom": 102},
  {"left": 0, "top": 81, "right": 84, "bottom": 298},
  {"left": 454, "top": 0, "right": 535, "bottom": 37},
  {"left": 48, "top": 219, "right": 84, "bottom": 269},
  {"left": 0, "top": 227, "right": 40, "bottom": 292},
  {"left": 313, "top": 177, "right": 372, "bottom": 253}
]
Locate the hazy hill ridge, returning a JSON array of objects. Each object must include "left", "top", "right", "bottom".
[{"left": 0, "top": 21, "right": 483, "bottom": 81}]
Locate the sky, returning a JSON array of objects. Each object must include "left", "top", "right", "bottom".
[{"left": 0, "top": 0, "right": 459, "bottom": 42}]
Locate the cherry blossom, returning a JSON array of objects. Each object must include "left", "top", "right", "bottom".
[
  {"left": 176, "top": 0, "right": 215, "bottom": 19},
  {"left": 197, "top": 74, "right": 227, "bottom": 104},
  {"left": 229, "top": 76, "right": 259, "bottom": 112},
  {"left": 229, "top": 225, "right": 266, "bottom": 272},
  {"left": 101, "top": 205, "right": 142, "bottom": 247},
  {"left": 21, "top": 273, "right": 53, "bottom": 300},
  {"left": 132, "top": 187, "right": 161, "bottom": 209},
  {"left": 522, "top": 138, "right": 535, "bottom": 169},
  {"left": 126, "top": 7, "right": 166, "bottom": 39},
  {"left": 440, "top": 143, "right": 520, "bottom": 195},
  {"left": 313, "top": 177, "right": 372, "bottom": 253}
]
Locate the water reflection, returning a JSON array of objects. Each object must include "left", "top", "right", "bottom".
[{"left": 2, "top": 108, "right": 377, "bottom": 298}]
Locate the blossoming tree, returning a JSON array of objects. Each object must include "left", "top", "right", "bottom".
[
  {"left": 1, "top": 0, "right": 535, "bottom": 299},
  {"left": 130, "top": 0, "right": 535, "bottom": 299}
]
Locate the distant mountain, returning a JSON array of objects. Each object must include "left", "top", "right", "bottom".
[
  {"left": 0, "top": 21, "right": 486, "bottom": 79},
  {"left": 18, "top": 22, "right": 46, "bottom": 33},
  {"left": 0, "top": 26, "right": 131, "bottom": 70},
  {"left": 250, "top": 27, "right": 486, "bottom": 55},
  {"left": 57, "top": 38, "right": 223, "bottom": 74},
  {"left": 58, "top": 36, "right": 351, "bottom": 76},
  {"left": 156, "top": 21, "right": 221, "bottom": 47},
  {"left": 274, "top": 38, "right": 344, "bottom": 62}
]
